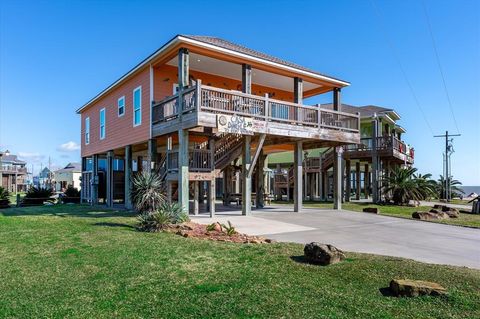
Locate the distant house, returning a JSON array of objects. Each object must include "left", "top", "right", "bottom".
[
  {"left": 0, "top": 152, "right": 28, "bottom": 193},
  {"left": 54, "top": 163, "right": 82, "bottom": 192},
  {"left": 34, "top": 167, "right": 53, "bottom": 189}
]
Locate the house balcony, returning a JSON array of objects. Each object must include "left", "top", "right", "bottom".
[
  {"left": 0, "top": 166, "right": 27, "bottom": 174},
  {"left": 343, "top": 136, "right": 414, "bottom": 164},
  {"left": 152, "top": 81, "right": 360, "bottom": 145}
]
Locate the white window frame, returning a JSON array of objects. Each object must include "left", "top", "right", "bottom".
[
  {"left": 99, "top": 108, "right": 106, "bottom": 140},
  {"left": 133, "top": 86, "right": 142, "bottom": 127},
  {"left": 85, "top": 117, "right": 90, "bottom": 145},
  {"left": 118, "top": 96, "right": 125, "bottom": 117},
  {"left": 172, "top": 83, "right": 179, "bottom": 95}
]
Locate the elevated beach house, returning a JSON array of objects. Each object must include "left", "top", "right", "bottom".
[
  {"left": 273, "top": 104, "right": 414, "bottom": 203},
  {"left": 77, "top": 35, "right": 360, "bottom": 215}
]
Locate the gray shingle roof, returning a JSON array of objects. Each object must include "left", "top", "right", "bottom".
[
  {"left": 1, "top": 154, "right": 26, "bottom": 165},
  {"left": 182, "top": 35, "right": 349, "bottom": 84},
  {"left": 55, "top": 162, "right": 81, "bottom": 173}
]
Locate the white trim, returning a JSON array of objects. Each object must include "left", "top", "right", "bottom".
[
  {"left": 117, "top": 96, "right": 125, "bottom": 117},
  {"left": 85, "top": 117, "right": 90, "bottom": 145},
  {"left": 99, "top": 108, "right": 106, "bottom": 140},
  {"left": 149, "top": 64, "right": 153, "bottom": 138},
  {"left": 133, "top": 86, "right": 142, "bottom": 127},
  {"left": 172, "top": 83, "right": 179, "bottom": 94},
  {"left": 76, "top": 35, "right": 349, "bottom": 113}
]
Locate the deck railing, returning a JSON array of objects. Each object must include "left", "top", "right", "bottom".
[
  {"left": 165, "top": 149, "right": 213, "bottom": 172},
  {"left": 152, "top": 80, "right": 360, "bottom": 133}
]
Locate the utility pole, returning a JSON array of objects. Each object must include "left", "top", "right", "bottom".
[{"left": 434, "top": 131, "right": 460, "bottom": 202}]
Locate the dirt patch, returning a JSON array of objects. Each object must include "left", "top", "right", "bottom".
[{"left": 163, "top": 222, "right": 273, "bottom": 244}]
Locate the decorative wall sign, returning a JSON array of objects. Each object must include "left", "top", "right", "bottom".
[{"left": 217, "top": 114, "right": 254, "bottom": 135}]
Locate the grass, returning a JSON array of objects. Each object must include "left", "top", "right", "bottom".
[
  {"left": 0, "top": 205, "right": 479, "bottom": 318},
  {"left": 273, "top": 201, "right": 480, "bottom": 228},
  {"left": 7, "top": 192, "right": 25, "bottom": 205}
]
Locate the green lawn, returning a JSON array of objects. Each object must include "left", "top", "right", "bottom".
[
  {"left": 0, "top": 205, "right": 479, "bottom": 318},
  {"left": 273, "top": 201, "right": 480, "bottom": 228}
]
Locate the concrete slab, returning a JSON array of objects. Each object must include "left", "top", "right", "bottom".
[{"left": 190, "top": 204, "right": 480, "bottom": 269}]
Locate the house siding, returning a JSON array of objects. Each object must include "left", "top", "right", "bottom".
[{"left": 81, "top": 67, "right": 151, "bottom": 157}]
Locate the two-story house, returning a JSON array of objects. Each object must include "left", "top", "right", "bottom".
[
  {"left": 77, "top": 35, "right": 360, "bottom": 216},
  {"left": 0, "top": 152, "right": 28, "bottom": 193},
  {"left": 273, "top": 103, "right": 414, "bottom": 203}
]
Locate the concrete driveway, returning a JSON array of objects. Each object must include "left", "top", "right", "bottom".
[{"left": 191, "top": 205, "right": 480, "bottom": 269}]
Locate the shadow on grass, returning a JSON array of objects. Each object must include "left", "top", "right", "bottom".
[
  {"left": 0, "top": 204, "right": 136, "bottom": 219},
  {"left": 379, "top": 287, "right": 395, "bottom": 297},
  {"left": 93, "top": 222, "right": 135, "bottom": 229}
]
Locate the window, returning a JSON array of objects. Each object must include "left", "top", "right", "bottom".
[
  {"left": 133, "top": 86, "right": 142, "bottom": 126},
  {"left": 172, "top": 83, "right": 179, "bottom": 94},
  {"left": 118, "top": 96, "right": 125, "bottom": 117},
  {"left": 99, "top": 108, "right": 106, "bottom": 139},
  {"left": 85, "top": 117, "right": 90, "bottom": 145}
]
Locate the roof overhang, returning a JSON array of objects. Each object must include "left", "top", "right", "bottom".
[{"left": 76, "top": 35, "right": 350, "bottom": 113}]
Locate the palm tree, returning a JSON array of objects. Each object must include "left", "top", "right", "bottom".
[
  {"left": 435, "top": 175, "right": 464, "bottom": 200},
  {"left": 382, "top": 167, "right": 435, "bottom": 205},
  {"left": 413, "top": 172, "right": 437, "bottom": 200}
]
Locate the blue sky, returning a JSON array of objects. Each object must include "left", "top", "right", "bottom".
[{"left": 0, "top": 0, "right": 479, "bottom": 184}]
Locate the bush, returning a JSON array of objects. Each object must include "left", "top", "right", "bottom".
[
  {"left": 137, "top": 202, "right": 189, "bottom": 232},
  {"left": 0, "top": 187, "right": 9, "bottom": 201},
  {"left": 25, "top": 187, "right": 53, "bottom": 199},
  {"left": 64, "top": 186, "right": 80, "bottom": 197},
  {"left": 131, "top": 171, "right": 165, "bottom": 213}
]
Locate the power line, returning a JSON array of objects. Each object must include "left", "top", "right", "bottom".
[
  {"left": 370, "top": 0, "right": 434, "bottom": 135},
  {"left": 421, "top": 0, "right": 461, "bottom": 134}
]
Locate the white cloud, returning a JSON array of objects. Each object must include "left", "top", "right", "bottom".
[
  {"left": 18, "top": 152, "right": 46, "bottom": 163},
  {"left": 57, "top": 141, "right": 80, "bottom": 152}
]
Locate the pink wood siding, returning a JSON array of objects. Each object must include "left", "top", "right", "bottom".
[{"left": 81, "top": 67, "right": 151, "bottom": 157}]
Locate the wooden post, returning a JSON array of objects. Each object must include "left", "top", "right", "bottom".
[
  {"left": 178, "top": 129, "right": 189, "bottom": 213},
  {"left": 364, "top": 163, "right": 370, "bottom": 199},
  {"left": 91, "top": 154, "right": 99, "bottom": 206},
  {"left": 372, "top": 116, "right": 379, "bottom": 203},
  {"left": 223, "top": 167, "right": 229, "bottom": 206},
  {"left": 137, "top": 156, "right": 143, "bottom": 173},
  {"left": 294, "top": 77, "right": 303, "bottom": 122},
  {"left": 242, "top": 136, "right": 252, "bottom": 215},
  {"left": 193, "top": 181, "right": 199, "bottom": 215},
  {"left": 355, "top": 161, "right": 361, "bottom": 200},
  {"left": 242, "top": 64, "right": 252, "bottom": 94},
  {"left": 124, "top": 145, "right": 132, "bottom": 209},
  {"left": 167, "top": 181, "right": 172, "bottom": 204},
  {"left": 106, "top": 151, "right": 114, "bottom": 207},
  {"left": 209, "top": 178, "right": 215, "bottom": 217},
  {"left": 293, "top": 141, "right": 303, "bottom": 212},
  {"left": 333, "top": 147, "right": 343, "bottom": 210},
  {"left": 345, "top": 160, "right": 351, "bottom": 202},
  {"left": 256, "top": 152, "right": 265, "bottom": 208},
  {"left": 333, "top": 88, "right": 341, "bottom": 111},
  {"left": 147, "top": 138, "right": 157, "bottom": 172}
]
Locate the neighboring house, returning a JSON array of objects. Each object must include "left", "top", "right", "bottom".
[
  {"left": 34, "top": 167, "right": 54, "bottom": 189},
  {"left": 0, "top": 152, "right": 28, "bottom": 193},
  {"left": 271, "top": 103, "right": 414, "bottom": 202},
  {"left": 54, "top": 162, "right": 82, "bottom": 192},
  {"left": 77, "top": 34, "right": 361, "bottom": 214}
]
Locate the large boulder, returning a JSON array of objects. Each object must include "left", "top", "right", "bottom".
[
  {"left": 304, "top": 242, "right": 346, "bottom": 265},
  {"left": 390, "top": 279, "right": 447, "bottom": 297},
  {"left": 444, "top": 208, "right": 460, "bottom": 218},
  {"left": 412, "top": 211, "right": 449, "bottom": 221},
  {"left": 363, "top": 207, "right": 379, "bottom": 214}
]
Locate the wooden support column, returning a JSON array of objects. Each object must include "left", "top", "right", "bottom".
[
  {"left": 147, "top": 138, "right": 157, "bottom": 172},
  {"left": 124, "top": 145, "right": 132, "bottom": 209},
  {"left": 137, "top": 156, "right": 143, "bottom": 173},
  {"left": 333, "top": 88, "right": 341, "bottom": 111},
  {"left": 355, "top": 161, "right": 361, "bottom": 200},
  {"left": 193, "top": 181, "right": 199, "bottom": 215},
  {"left": 256, "top": 152, "right": 266, "bottom": 208},
  {"left": 178, "top": 48, "right": 189, "bottom": 89},
  {"left": 91, "top": 154, "right": 99, "bottom": 205},
  {"left": 242, "top": 136, "right": 252, "bottom": 215},
  {"left": 321, "top": 170, "right": 327, "bottom": 201},
  {"left": 345, "top": 160, "right": 351, "bottom": 202},
  {"left": 106, "top": 151, "right": 114, "bottom": 207},
  {"left": 364, "top": 163, "right": 370, "bottom": 199},
  {"left": 178, "top": 129, "right": 189, "bottom": 213},
  {"left": 208, "top": 178, "right": 215, "bottom": 217},
  {"left": 372, "top": 116, "right": 379, "bottom": 203},
  {"left": 333, "top": 147, "right": 343, "bottom": 210},
  {"left": 166, "top": 181, "right": 172, "bottom": 204},
  {"left": 242, "top": 64, "right": 252, "bottom": 94},
  {"left": 294, "top": 77, "right": 303, "bottom": 122},
  {"left": 223, "top": 167, "right": 229, "bottom": 206},
  {"left": 309, "top": 173, "right": 315, "bottom": 200},
  {"left": 293, "top": 141, "right": 303, "bottom": 212}
]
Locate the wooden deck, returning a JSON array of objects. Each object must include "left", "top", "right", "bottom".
[{"left": 152, "top": 81, "right": 360, "bottom": 145}]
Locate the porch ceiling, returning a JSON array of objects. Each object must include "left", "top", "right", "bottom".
[{"left": 166, "top": 53, "right": 322, "bottom": 93}]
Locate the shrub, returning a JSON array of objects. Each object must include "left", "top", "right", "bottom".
[
  {"left": 221, "top": 221, "right": 237, "bottom": 236},
  {"left": 25, "top": 187, "right": 53, "bottom": 199},
  {"left": 64, "top": 186, "right": 80, "bottom": 197},
  {"left": 137, "top": 202, "right": 189, "bottom": 232},
  {"left": 131, "top": 171, "right": 165, "bottom": 213},
  {"left": 0, "top": 187, "right": 9, "bottom": 201}
]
